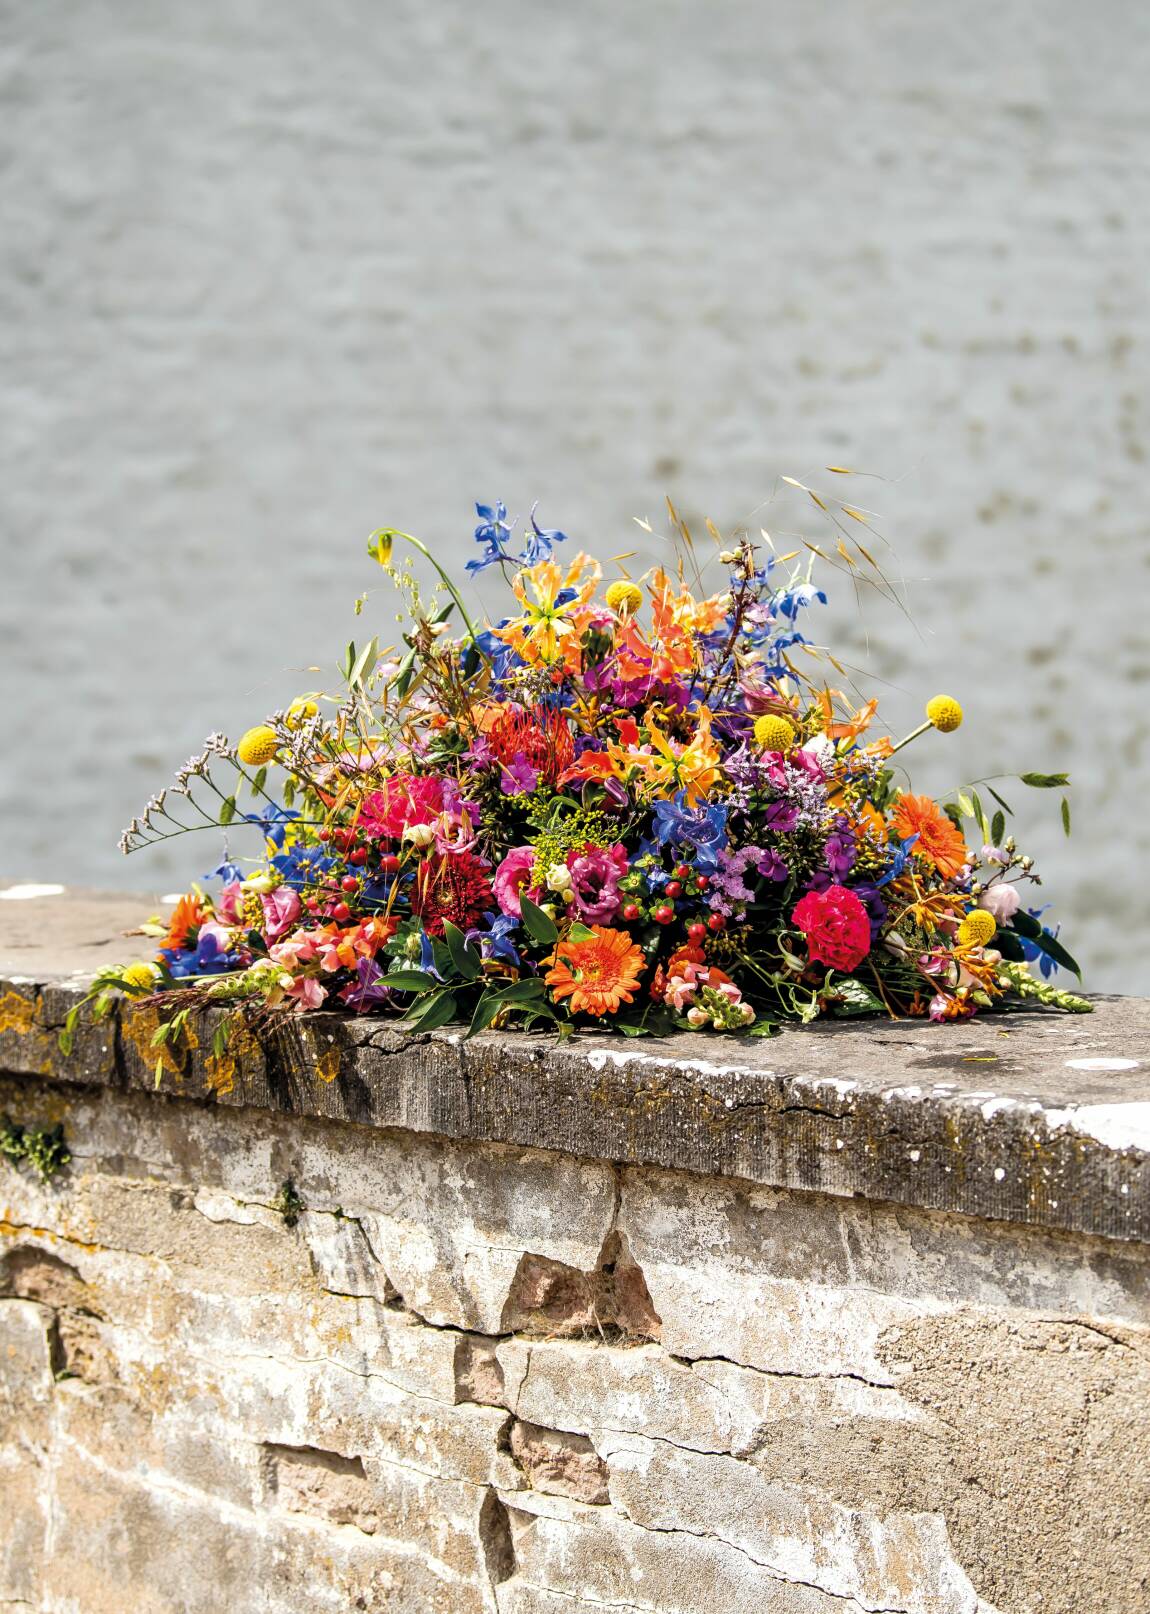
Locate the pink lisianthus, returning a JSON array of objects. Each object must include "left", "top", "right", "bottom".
[
  {"left": 359, "top": 774, "right": 446, "bottom": 841},
  {"left": 493, "top": 846, "right": 539, "bottom": 917},
  {"left": 567, "top": 843, "right": 628, "bottom": 924},
  {"left": 261, "top": 885, "right": 301, "bottom": 942},
  {"left": 978, "top": 881, "right": 1021, "bottom": 925}
]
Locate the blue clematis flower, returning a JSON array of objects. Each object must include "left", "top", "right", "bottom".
[
  {"left": 243, "top": 804, "right": 298, "bottom": 850},
  {"left": 1019, "top": 905, "right": 1062, "bottom": 978},
  {"left": 466, "top": 912, "right": 521, "bottom": 969},
  {"left": 467, "top": 502, "right": 517, "bottom": 573}
]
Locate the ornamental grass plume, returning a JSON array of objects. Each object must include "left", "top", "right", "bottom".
[{"left": 97, "top": 492, "right": 1084, "bottom": 1052}]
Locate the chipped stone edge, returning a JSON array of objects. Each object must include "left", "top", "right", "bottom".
[{"left": 1, "top": 974, "right": 1148, "bottom": 1245}]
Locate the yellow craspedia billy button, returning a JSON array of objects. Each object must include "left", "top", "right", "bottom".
[
  {"left": 605, "top": 579, "right": 643, "bottom": 615},
  {"left": 926, "top": 694, "right": 963, "bottom": 733},
  {"left": 286, "top": 697, "right": 319, "bottom": 729},
  {"left": 957, "top": 909, "right": 997, "bottom": 948},
  {"left": 752, "top": 713, "right": 796, "bottom": 752},
  {"left": 121, "top": 961, "right": 158, "bottom": 990},
  {"left": 237, "top": 725, "right": 280, "bottom": 766}
]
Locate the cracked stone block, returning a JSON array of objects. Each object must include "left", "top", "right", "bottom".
[
  {"left": 502, "top": 1500, "right": 864, "bottom": 1613},
  {"left": 509, "top": 1419, "right": 610, "bottom": 1505},
  {"left": 304, "top": 1210, "right": 399, "bottom": 1304},
  {"left": 498, "top": 1338, "right": 734, "bottom": 1454},
  {"left": 599, "top": 1431, "right": 985, "bottom": 1614}
]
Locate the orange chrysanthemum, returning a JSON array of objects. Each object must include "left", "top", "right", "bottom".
[
  {"left": 545, "top": 926, "right": 646, "bottom": 1017},
  {"left": 890, "top": 793, "right": 970, "bottom": 881}
]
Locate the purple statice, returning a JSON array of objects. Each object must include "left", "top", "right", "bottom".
[{"left": 710, "top": 846, "right": 769, "bottom": 918}]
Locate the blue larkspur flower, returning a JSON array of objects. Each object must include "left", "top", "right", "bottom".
[
  {"left": 522, "top": 504, "right": 570, "bottom": 565},
  {"left": 467, "top": 501, "right": 516, "bottom": 573},
  {"left": 651, "top": 792, "right": 729, "bottom": 873}
]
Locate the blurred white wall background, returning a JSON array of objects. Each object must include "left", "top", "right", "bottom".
[{"left": 1, "top": 1, "right": 1147, "bottom": 991}]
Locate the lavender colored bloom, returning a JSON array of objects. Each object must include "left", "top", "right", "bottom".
[
  {"left": 340, "top": 959, "right": 393, "bottom": 1011},
  {"left": 500, "top": 756, "right": 539, "bottom": 796},
  {"left": 757, "top": 849, "right": 789, "bottom": 882},
  {"left": 824, "top": 820, "right": 857, "bottom": 879}
]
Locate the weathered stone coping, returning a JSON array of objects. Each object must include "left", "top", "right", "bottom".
[{"left": 2, "top": 886, "right": 1149, "bottom": 1243}]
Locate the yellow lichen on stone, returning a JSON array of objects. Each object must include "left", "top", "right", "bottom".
[
  {"left": 316, "top": 1045, "right": 342, "bottom": 1084},
  {"left": 122, "top": 1003, "right": 198, "bottom": 1081},
  {"left": 0, "top": 989, "right": 40, "bottom": 1036}
]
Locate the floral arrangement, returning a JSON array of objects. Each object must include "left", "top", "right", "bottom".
[{"left": 73, "top": 493, "right": 1089, "bottom": 1067}]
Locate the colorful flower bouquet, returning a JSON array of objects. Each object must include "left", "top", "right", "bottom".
[{"left": 73, "top": 495, "right": 1089, "bottom": 1067}]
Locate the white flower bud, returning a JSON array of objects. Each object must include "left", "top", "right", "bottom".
[
  {"left": 402, "top": 823, "right": 436, "bottom": 848},
  {"left": 545, "top": 863, "right": 572, "bottom": 892}
]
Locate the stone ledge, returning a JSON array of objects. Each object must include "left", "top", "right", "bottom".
[{"left": 2, "top": 887, "right": 1148, "bottom": 1243}]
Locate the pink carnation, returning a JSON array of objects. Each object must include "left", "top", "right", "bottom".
[
  {"left": 493, "top": 846, "right": 539, "bottom": 917},
  {"left": 792, "top": 886, "right": 871, "bottom": 973}
]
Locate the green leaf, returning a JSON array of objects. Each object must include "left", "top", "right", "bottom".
[
  {"left": 393, "top": 648, "right": 419, "bottom": 700},
  {"left": 990, "top": 810, "right": 1006, "bottom": 845},
  {"left": 970, "top": 792, "right": 989, "bottom": 837},
  {"left": 282, "top": 778, "right": 296, "bottom": 808},
  {"left": 442, "top": 920, "right": 482, "bottom": 980},
  {"left": 993, "top": 927, "right": 1026, "bottom": 962},
  {"left": 342, "top": 640, "right": 356, "bottom": 680},
  {"left": 566, "top": 922, "right": 595, "bottom": 943},
  {"left": 956, "top": 792, "right": 975, "bottom": 820},
  {"left": 1029, "top": 929, "right": 1081, "bottom": 979},
  {"left": 1009, "top": 910, "right": 1043, "bottom": 939},
  {"left": 250, "top": 766, "right": 268, "bottom": 798},
  {"left": 465, "top": 992, "right": 504, "bottom": 1039},
  {"left": 401, "top": 990, "right": 459, "bottom": 1031},
  {"left": 348, "top": 636, "right": 379, "bottom": 688},
  {"left": 487, "top": 978, "right": 546, "bottom": 1005},
  {"left": 382, "top": 969, "right": 438, "bottom": 993},
  {"left": 219, "top": 795, "right": 236, "bottom": 827},
  {"left": 519, "top": 895, "right": 558, "bottom": 947},
  {"left": 828, "top": 976, "right": 885, "bottom": 1016},
  {"left": 985, "top": 784, "right": 1014, "bottom": 816},
  {"left": 1061, "top": 796, "right": 1072, "bottom": 837},
  {"left": 1019, "top": 772, "right": 1070, "bottom": 789}
]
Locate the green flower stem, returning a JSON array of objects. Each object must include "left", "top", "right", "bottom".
[{"left": 372, "top": 528, "right": 482, "bottom": 647}]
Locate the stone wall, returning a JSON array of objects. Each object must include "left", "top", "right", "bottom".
[{"left": 4, "top": 1074, "right": 1149, "bottom": 1613}]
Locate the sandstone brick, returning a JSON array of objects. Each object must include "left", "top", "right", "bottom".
[
  {"left": 455, "top": 1331, "right": 506, "bottom": 1406},
  {"left": 503, "top": 1500, "right": 865, "bottom": 1613},
  {"left": 508, "top": 1419, "right": 610, "bottom": 1505},
  {"left": 303, "top": 1208, "right": 398, "bottom": 1303},
  {"left": 498, "top": 1338, "right": 733, "bottom": 1453},
  {"left": 690, "top": 1356, "right": 926, "bottom": 1457},
  {"left": 600, "top": 1432, "right": 984, "bottom": 1614}
]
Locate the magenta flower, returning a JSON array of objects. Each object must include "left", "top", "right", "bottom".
[
  {"left": 493, "top": 846, "right": 539, "bottom": 917},
  {"left": 567, "top": 843, "right": 628, "bottom": 924}
]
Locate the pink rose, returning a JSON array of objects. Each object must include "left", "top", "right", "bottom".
[
  {"left": 493, "top": 846, "right": 539, "bottom": 917},
  {"left": 261, "top": 886, "right": 301, "bottom": 942},
  {"left": 978, "top": 882, "right": 1020, "bottom": 925}
]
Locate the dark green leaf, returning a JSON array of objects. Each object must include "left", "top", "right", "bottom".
[
  {"left": 993, "top": 928, "right": 1026, "bottom": 962},
  {"left": 1019, "top": 772, "right": 1070, "bottom": 789},
  {"left": 519, "top": 895, "right": 559, "bottom": 946},
  {"left": 828, "top": 976, "right": 885, "bottom": 1016},
  {"left": 985, "top": 784, "right": 1014, "bottom": 816},
  {"left": 402, "top": 990, "right": 459, "bottom": 1031},
  {"left": 487, "top": 978, "right": 546, "bottom": 1005},
  {"left": 465, "top": 992, "right": 504, "bottom": 1039},
  {"left": 1061, "top": 796, "right": 1072, "bottom": 837},
  {"left": 1028, "top": 929, "right": 1081, "bottom": 979},
  {"left": 383, "top": 969, "right": 438, "bottom": 993},
  {"left": 990, "top": 810, "right": 1005, "bottom": 845},
  {"left": 442, "top": 920, "right": 482, "bottom": 980},
  {"left": 342, "top": 640, "right": 356, "bottom": 680},
  {"left": 251, "top": 766, "right": 268, "bottom": 797},
  {"left": 219, "top": 796, "right": 236, "bottom": 827},
  {"left": 1009, "top": 911, "right": 1043, "bottom": 939}
]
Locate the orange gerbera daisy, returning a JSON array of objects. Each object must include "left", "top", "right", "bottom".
[
  {"left": 545, "top": 926, "right": 646, "bottom": 1017},
  {"left": 161, "top": 892, "right": 206, "bottom": 954},
  {"left": 889, "top": 793, "right": 969, "bottom": 881}
]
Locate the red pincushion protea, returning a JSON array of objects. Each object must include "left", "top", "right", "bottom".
[
  {"left": 486, "top": 705, "right": 575, "bottom": 786},
  {"left": 410, "top": 849, "right": 494, "bottom": 938},
  {"left": 791, "top": 886, "right": 872, "bottom": 973}
]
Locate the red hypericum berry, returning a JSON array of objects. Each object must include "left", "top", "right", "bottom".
[
  {"left": 317, "top": 827, "right": 331, "bottom": 842},
  {"left": 674, "top": 863, "right": 691, "bottom": 881},
  {"left": 707, "top": 912, "right": 725, "bottom": 932},
  {"left": 334, "top": 829, "right": 354, "bottom": 852},
  {"left": 305, "top": 897, "right": 320, "bottom": 912},
  {"left": 349, "top": 847, "right": 368, "bottom": 865},
  {"left": 654, "top": 904, "right": 674, "bottom": 925},
  {"left": 332, "top": 901, "right": 351, "bottom": 922},
  {"left": 340, "top": 874, "right": 359, "bottom": 894},
  {"left": 687, "top": 922, "right": 707, "bottom": 944},
  {"left": 695, "top": 875, "right": 710, "bottom": 891},
  {"left": 379, "top": 853, "right": 401, "bottom": 874},
  {"left": 665, "top": 880, "right": 683, "bottom": 900},
  {"left": 622, "top": 902, "right": 641, "bottom": 922}
]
